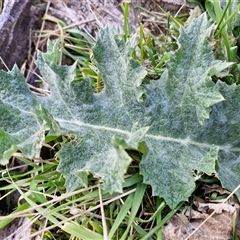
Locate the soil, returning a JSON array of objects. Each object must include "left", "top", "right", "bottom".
[{"left": 0, "top": 0, "right": 193, "bottom": 71}]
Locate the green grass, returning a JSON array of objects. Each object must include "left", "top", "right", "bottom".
[
  {"left": 192, "top": 0, "right": 240, "bottom": 84},
  {"left": 0, "top": 1, "right": 240, "bottom": 239}
]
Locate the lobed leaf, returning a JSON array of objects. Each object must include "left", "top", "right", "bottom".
[{"left": 0, "top": 13, "right": 239, "bottom": 208}]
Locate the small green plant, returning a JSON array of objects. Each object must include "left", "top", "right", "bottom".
[
  {"left": 1, "top": 4, "right": 240, "bottom": 239},
  {"left": 0, "top": 12, "right": 238, "bottom": 208},
  {"left": 190, "top": 0, "right": 240, "bottom": 84}
]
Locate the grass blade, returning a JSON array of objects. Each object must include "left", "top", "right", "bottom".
[
  {"left": 107, "top": 193, "right": 134, "bottom": 239},
  {"left": 120, "top": 183, "right": 147, "bottom": 239}
]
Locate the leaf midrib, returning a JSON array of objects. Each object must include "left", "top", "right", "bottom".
[{"left": 57, "top": 119, "right": 240, "bottom": 152}]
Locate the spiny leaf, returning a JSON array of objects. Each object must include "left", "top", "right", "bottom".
[
  {"left": 0, "top": 13, "right": 239, "bottom": 209},
  {"left": 0, "top": 66, "right": 46, "bottom": 163},
  {"left": 165, "top": 13, "right": 231, "bottom": 124}
]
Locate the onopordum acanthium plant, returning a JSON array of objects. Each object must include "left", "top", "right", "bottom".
[{"left": 0, "top": 13, "right": 239, "bottom": 209}]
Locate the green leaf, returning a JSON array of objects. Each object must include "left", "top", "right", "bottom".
[
  {"left": 62, "top": 222, "right": 103, "bottom": 239},
  {"left": 0, "top": 13, "right": 239, "bottom": 209},
  {"left": 0, "top": 66, "right": 47, "bottom": 163},
  {"left": 165, "top": 13, "right": 231, "bottom": 124}
]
